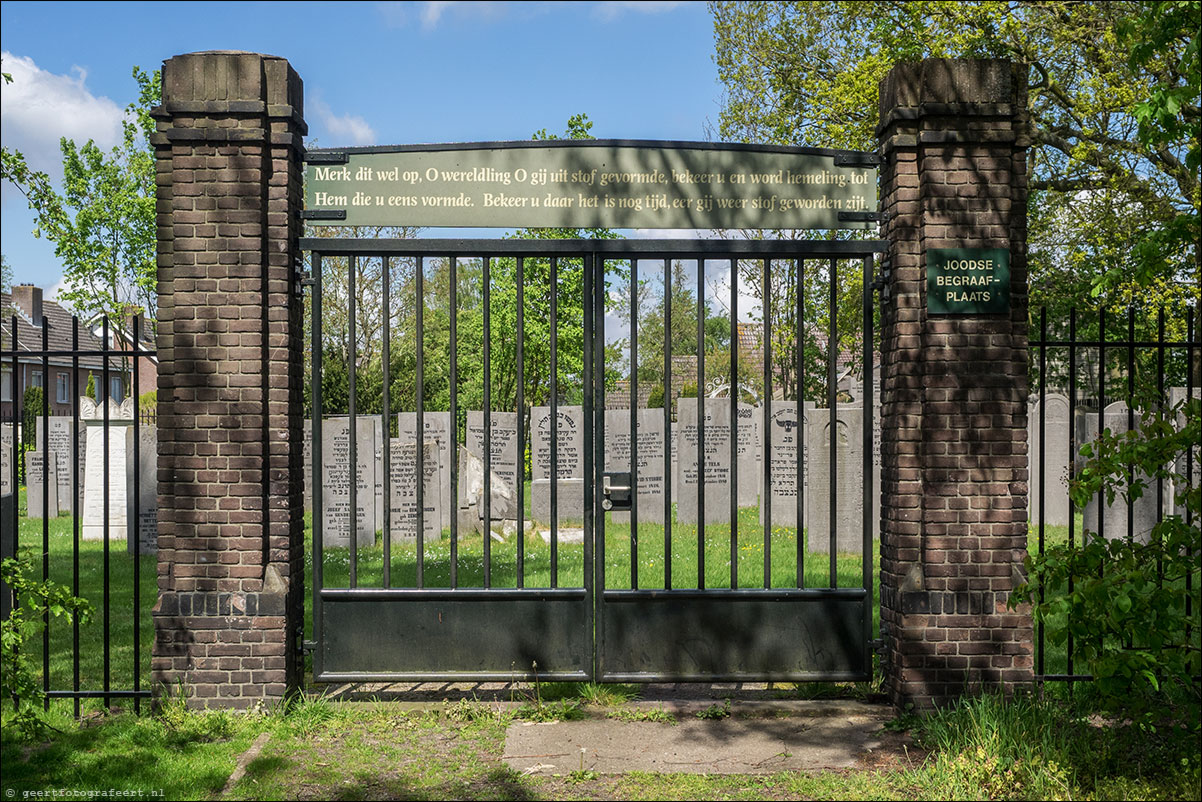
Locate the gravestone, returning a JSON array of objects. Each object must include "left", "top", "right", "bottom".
[
  {"left": 397, "top": 411, "right": 454, "bottom": 528},
  {"left": 734, "top": 401, "right": 760, "bottom": 507},
  {"left": 675, "top": 398, "right": 733, "bottom": 524},
  {"left": 37, "top": 416, "right": 82, "bottom": 514},
  {"left": 388, "top": 438, "right": 444, "bottom": 543},
  {"left": 303, "top": 419, "right": 312, "bottom": 513},
  {"left": 1078, "top": 402, "right": 1158, "bottom": 543},
  {"left": 126, "top": 425, "right": 157, "bottom": 553},
  {"left": 604, "top": 408, "right": 667, "bottom": 524},
  {"left": 758, "top": 401, "right": 810, "bottom": 528},
  {"left": 370, "top": 417, "right": 384, "bottom": 530},
  {"left": 807, "top": 406, "right": 865, "bottom": 555},
  {"left": 531, "top": 405, "right": 585, "bottom": 524},
  {"left": 81, "top": 398, "right": 133, "bottom": 540},
  {"left": 24, "top": 452, "right": 59, "bottom": 519},
  {"left": 1, "top": 424, "right": 12, "bottom": 496},
  {"left": 320, "top": 416, "right": 377, "bottom": 548},
  {"left": 1028, "top": 394, "right": 1072, "bottom": 527},
  {"left": 465, "top": 411, "right": 519, "bottom": 520},
  {"left": 1167, "top": 387, "right": 1200, "bottom": 518}
]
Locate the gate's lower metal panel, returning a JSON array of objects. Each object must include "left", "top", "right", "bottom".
[
  {"left": 598, "top": 589, "right": 868, "bottom": 682},
  {"left": 318, "top": 589, "right": 590, "bottom": 681}
]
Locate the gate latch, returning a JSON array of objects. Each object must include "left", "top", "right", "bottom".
[{"left": 602, "top": 472, "right": 632, "bottom": 511}]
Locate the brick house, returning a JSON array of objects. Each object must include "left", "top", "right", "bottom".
[{"left": 0, "top": 285, "right": 130, "bottom": 419}]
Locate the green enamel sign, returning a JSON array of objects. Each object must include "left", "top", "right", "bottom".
[
  {"left": 305, "top": 141, "right": 877, "bottom": 230},
  {"left": 926, "top": 248, "right": 1010, "bottom": 315}
]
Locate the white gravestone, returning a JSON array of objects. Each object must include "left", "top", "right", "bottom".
[
  {"left": 465, "top": 411, "right": 519, "bottom": 520},
  {"left": 1078, "top": 402, "right": 1158, "bottom": 543},
  {"left": 303, "top": 419, "right": 313, "bottom": 513},
  {"left": 675, "top": 398, "right": 733, "bottom": 525},
  {"left": 388, "top": 438, "right": 444, "bottom": 543},
  {"left": 1028, "top": 394, "right": 1072, "bottom": 527},
  {"left": 81, "top": 398, "right": 133, "bottom": 540},
  {"left": 370, "top": 417, "right": 384, "bottom": 531},
  {"left": 734, "top": 401, "right": 760, "bottom": 507},
  {"left": 807, "top": 406, "right": 865, "bottom": 555},
  {"left": 531, "top": 405, "right": 585, "bottom": 524},
  {"left": 126, "top": 425, "right": 157, "bottom": 553},
  {"left": 320, "top": 416, "right": 377, "bottom": 548},
  {"left": 604, "top": 407, "right": 667, "bottom": 524},
  {"left": 397, "top": 411, "right": 454, "bottom": 529},
  {"left": 24, "top": 452, "right": 59, "bottom": 519},
  {"left": 1168, "top": 387, "right": 1200, "bottom": 518},
  {"left": 1, "top": 423, "right": 12, "bottom": 496},
  {"left": 37, "top": 416, "right": 81, "bottom": 514},
  {"left": 758, "top": 401, "right": 810, "bottom": 528}
]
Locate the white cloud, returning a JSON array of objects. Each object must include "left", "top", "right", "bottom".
[
  {"left": 309, "top": 97, "right": 377, "bottom": 146},
  {"left": 421, "top": 0, "right": 456, "bottom": 28},
  {"left": 0, "top": 52, "right": 125, "bottom": 180},
  {"left": 593, "top": 1, "right": 687, "bottom": 21}
]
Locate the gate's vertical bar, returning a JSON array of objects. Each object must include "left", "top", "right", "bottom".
[
  {"left": 1186, "top": 313, "right": 1195, "bottom": 634},
  {"left": 132, "top": 313, "right": 142, "bottom": 712},
  {"left": 41, "top": 316, "right": 49, "bottom": 710},
  {"left": 861, "top": 253, "right": 873, "bottom": 664},
  {"left": 663, "top": 258, "right": 673, "bottom": 590},
  {"left": 697, "top": 258, "right": 706, "bottom": 589},
  {"left": 449, "top": 257, "right": 459, "bottom": 588},
  {"left": 348, "top": 255, "right": 358, "bottom": 588},
  {"left": 1127, "top": 306, "right": 1135, "bottom": 545},
  {"left": 483, "top": 255, "right": 492, "bottom": 588},
  {"left": 8, "top": 318, "right": 17, "bottom": 599},
  {"left": 827, "top": 258, "right": 837, "bottom": 587},
  {"left": 71, "top": 317, "right": 80, "bottom": 716},
  {"left": 629, "top": 258, "right": 639, "bottom": 589},
  {"left": 382, "top": 257, "right": 391, "bottom": 588},
  {"left": 516, "top": 256, "right": 525, "bottom": 588},
  {"left": 550, "top": 256, "right": 558, "bottom": 588},
  {"left": 595, "top": 253, "right": 607, "bottom": 608},
  {"left": 102, "top": 315, "right": 110, "bottom": 708},
  {"left": 312, "top": 253, "right": 324, "bottom": 673},
  {"left": 1156, "top": 308, "right": 1165, "bottom": 585},
  {"left": 1066, "top": 307, "right": 1077, "bottom": 679},
  {"left": 762, "top": 258, "right": 772, "bottom": 588},
  {"left": 1038, "top": 306, "right": 1047, "bottom": 678},
  {"left": 796, "top": 259, "right": 805, "bottom": 589},
  {"left": 630, "top": 258, "right": 639, "bottom": 590},
  {"left": 1097, "top": 306, "right": 1106, "bottom": 545},
  {"left": 417, "top": 255, "right": 426, "bottom": 589},
  {"left": 729, "top": 257, "right": 738, "bottom": 589},
  {"left": 586, "top": 252, "right": 599, "bottom": 672}
]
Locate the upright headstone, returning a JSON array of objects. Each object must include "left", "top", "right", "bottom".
[
  {"left": 302, "top": 419, "right": 313, "bottom": 513},
  {"left": 465, "top": 411, "right": 519, "bottom": 520},
  {"left": 126, "top": 425, "right": 157, "bottom": 553},
  {"left": 81, "top": 398, "right": 133, "bottom": 540},
  {"left": 370, "top": 416, "right": 384, "bottom": 530},
  {"left": 758, "top": 401, "right": 810, "bottom": 528},
  {"left": 1, "top": 424, "right": 12, "bottom": 496},
  {"left": 320, "top": 416, "right": 376, "bottom": 548},
  {"left": 1028, "top": 394, "right": 1071, "bottom": 527},
  {"left": 675, "top": 398, "right": 733, "bottom": 524},
  {"left": 1168, "top": 387, "right": 1201, "bottom": 517},
  {"left": 734, "top": 402, "right": 760, "bottom": 507},
  {"left": 604, "top": 407, "right": 667, "bottom": 524},
  {"left": 388, "top": 438, "right": 444, "bottom": 543},
  {"left": 1078, "top": 402, "right": 1158, "bottom": 543},
  {"left": 37, "top": 416, "right": 81, "bottom": 514},
  {"left": 24, "top": 451, "right": 59, "bottom": 519},
  {"left": 807, "top": 406, "right": 865, "bottom": 554},
  {"left": 397, "top": 411, "right": 453, "bottom": 528},
  {"left": 531, "top": 405, "right": 585, "bottom": 524}
]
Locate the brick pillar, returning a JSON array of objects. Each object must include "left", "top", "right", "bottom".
[
  {"left": 877, "top": 59, "right": 1033, "bottom": 709},
  {"left": 152, "top": 52, "right": 307, "bottom": 708}
]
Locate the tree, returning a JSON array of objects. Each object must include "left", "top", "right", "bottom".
[
  {"left": 2, "top": 67, "right": 159, "bottom": 322},
  {"left": 710, "top": 1, "right": 1200, "bottom": 342}
]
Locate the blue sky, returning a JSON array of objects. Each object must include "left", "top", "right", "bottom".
[{"left": 1, "top": 0, "right": 721, "bottom": 299}]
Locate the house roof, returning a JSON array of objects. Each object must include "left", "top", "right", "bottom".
[{"left": 1, "top": 292, "right": 122, "bottom": 371}]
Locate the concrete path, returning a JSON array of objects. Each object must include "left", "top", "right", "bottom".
[{"left": 503, "top": 700, "right": 889, "bottom": 775}]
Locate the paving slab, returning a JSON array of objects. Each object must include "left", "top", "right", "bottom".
[{"left": 503, "top": 707, "right": 888, "bottom": 775}]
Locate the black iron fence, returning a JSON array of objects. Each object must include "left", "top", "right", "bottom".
[
  {"left": 1, "top": 314, "right": 155, "bottom": 713},
  {"left": 1029, "top": 304, "right": 1200, "bottom": 683}
]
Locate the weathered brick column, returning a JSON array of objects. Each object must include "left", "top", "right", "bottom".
[
  {"left": 877, "top": 59, "right": 1034, "bottom": 709},
  {"left": 152, "top": 52, "right": 306, "bottom": 708}
]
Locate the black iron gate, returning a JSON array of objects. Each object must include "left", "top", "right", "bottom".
[{"left": 303, "top": 237, "right": 883, "bottom": 683}]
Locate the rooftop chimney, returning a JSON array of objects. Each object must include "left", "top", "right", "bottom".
[{"left": 12, "top": 284, "right": 43, "bottom": 326}]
